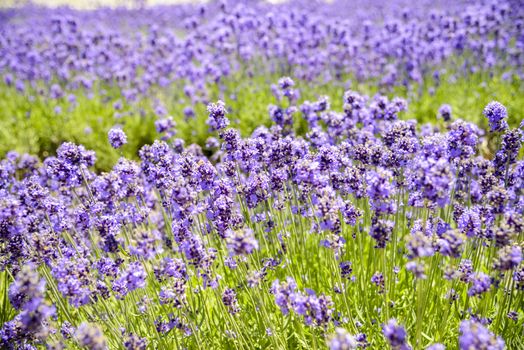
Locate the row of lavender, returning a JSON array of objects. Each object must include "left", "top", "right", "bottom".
[
  {"left": 0, "top": 78, "right": 522, "bottom": 348},
  {"left": 1, "top": 0, "right": 523, "bottom": 104}
]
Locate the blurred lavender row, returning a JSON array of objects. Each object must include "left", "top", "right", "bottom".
[{"left": 1, "top": 0, "right": 522, "bottom": 102}]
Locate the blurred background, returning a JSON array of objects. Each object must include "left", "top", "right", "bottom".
[
  {"left": 2, "top": 0, "right": 203, "bottom": 8},
  {"left": 1, "top": 0, "right": 288, "bottom": 9}
]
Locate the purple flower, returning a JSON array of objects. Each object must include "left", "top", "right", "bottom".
[
  {"left": 271, "top": 277, "right": 297, "bottom": 315},
  {"left": 458, "top": 207, "right": 481, "bottom": 238},
  {"left": 493, "top": 128, "right": 523, "bottom": 176},
  {"left": 52, "top": 255, "right": 93, "bottom": 307},
  {"left": 75, "top": 323, "right": 107, "bottom": 350},
  {"left": 406, "top": 226, "right": 435, "bottom": 259},
  {"left": 339, "top": 261, "right": 353, "bottom": 280},
  {"left": 61, "top": 321, "right": 75, "bottom": 339},
  {"left": 206, "top": 137, "right": 220, "bottom": 149},
  {"left": 483, "top": 101, "right": 508, "bottom": 133},
  {"left": 371, "top": 272, "right": 385, "bottom": 293},
  {"left": 113, "top": 262, "right": 147, "bottom": 299},
  {"left": 269, "top": 105, "right": 293, "bottom": 128},
  {"left": 342, "top": 201, "right": 362, "bottom": 226},
  {"left": 129, "top": 231, "right": 163, "bottom": 259},
  {"left": 183, "top": 106, "right": 195, "bottom": 119},
  {"left": 108, "top": 128, "right": 128, "bottom": 149},
  {"left": 438, "top": 104, "right": 452, "bottom": 122},
  {"left": 468, "top": 273, "right": 492, "bottom": 297},
  {"left": 458, "top": 320, "right": 504, "bottom": 350},
  {"left": 366, "top": 169, "right": 394, "bottom": 200},
  {"left": 154, "top": 258, "right": 187, "bottom": 281},
  {"left": 220, "top": 129, "right": 241, "bottom": 154},
  {"left": 222, "top": 288, "right": 240, "bottom": 315},
  {"left": 159, "top": 282, "right": 186, "bottom": 308},
  {"left": 447, "top": 120, "right": 480, "bottom": 160},
  {"left": 278, "top": 77, "right": 295, "bottom": 90},
  {"left": 455, "top": 259, "right": 474, "bottom": 282},
  {"left": 56, "top": 142, "right": 96, "bottom": 167},
  {"left": 370, "top": 219, "right": 394, "bottom": 248},
  {"left": 50, "top": 84, "right": 63, "bottom": 99},
  {"left": 273, "top": 77, "right": 299, "bottom": 104},
  {"left": 437, "top": 230, "right": 464, "bottom": 258},
  {"left": 406, "top": 261, "right": 427, "bottom": 279},
  {"left": 226, "top": 228, "right": 259, "bottom": 256},
  {"left": 125, "top": 262, "right": 147, "bottom": 291},
  {"left": 382, "top": 319, "right": 411, "bottom": 350},
  {"left": 8, "top": 263, "right": 46, "bottom": 310},
  {"left": 290, "top": 291, "right": 334, "bottom": 327},
  {"left": 493, "top": 246, "right": 522, "bottom": 271},
  {"left": 155, "top": 117, "right": 177, "bottom": 141},
  {"left": 124, "top": 333, "right": 148, "bottom": 350},
  {"left": 207, "top": 100, "right": 229, "bottom": 132},
  {"left": 328, "top": 328, "right": 358, "bottom": 350},
  {"left": 406, "top": 155, "right": 453, "bottom": 207}
]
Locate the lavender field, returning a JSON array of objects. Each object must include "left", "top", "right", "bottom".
[{"left": 0, "top": 0, "right": 523, "bottom": 349}]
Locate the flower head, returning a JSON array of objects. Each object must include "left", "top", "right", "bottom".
[
  {"left": 438, "top": 104, "right": 452, "bottom": 122},
  {"left": 226, "top": 228, "right": 259, "bottom": 256},
  {"left": 108, "top": 128, "right": 128, "bottom": 149},
  {"left": 328, "top": 328, "right": 358, "bottom": 350},
  {"left": 382, "top": 319, "right": 411, "bottom": 349},
  {"left": 483, "top": 101, "right": 508, "bottom": 133},
  {"left": 75, "top": 323, "right": 107, "bottom": 350},
  {"left": 207, "top": 100, "right": 229, "bottom": 132},
  {"left": 459, "top": 320, "right": 504, "bottom": 350}
]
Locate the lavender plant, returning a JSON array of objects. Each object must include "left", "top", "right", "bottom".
[
  {"left": 0, "top": 78, "right": 522, "bottom": 349},
  {"left": 0, "top": 0, "right": 523, "bottom": 168}
]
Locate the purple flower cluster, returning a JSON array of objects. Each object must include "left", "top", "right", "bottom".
[
  {"left": 272, "top": 278, "right": 334, "bottom": 327},
  {"left": 328, "top": 328, "right": 358, "bottom": 350},
  {"left": 382, "top": 319, "right": 411, "bottom": 350},
  {"left": 0, "top": 79, "right": 522, "bottom": 348},
  {"left": 1, "top": 0, "right": 521, "bottom": 117},
  {"left": 459, "top": 320, "right": 505, "bottom": 350},
  {"left": 483, "top": 101, "right": 508, "bottom": 133},
  {"left": 108, "top": 128, "right": 128, "bottom": 149},
  {"left": 1, "top": 264, "right": 55, "bottom": 348},
  {"left": 207, "top": 100, "right": 229, "bottom": 132},
  {"left": 75, "top": 323, "right": 107, "bottom": 350},
  {"left": 226, "top": 228, "right": 259, "bottom": 256}
]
